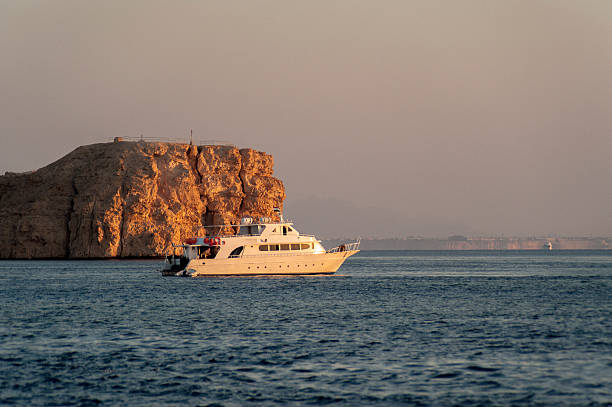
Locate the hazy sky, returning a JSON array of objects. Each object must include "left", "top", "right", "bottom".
[{"left": 1, "top": 1, "right": 611, "bottom": 237}]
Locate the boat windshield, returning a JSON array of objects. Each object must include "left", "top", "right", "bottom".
[{"left": 237, "top": 225, "right": 265, "bottom": 236}]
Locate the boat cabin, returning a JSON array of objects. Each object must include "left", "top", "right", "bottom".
[
  {"left": 169, "top": 217, "right": 325, "bottom": 263},
  {"left": 236, "top": 217, "right": 299, "bottom": 237}
]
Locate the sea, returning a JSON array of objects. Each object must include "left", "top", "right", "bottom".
[{"left": 1, "top": 250, "right": 611, "bottom": 406}]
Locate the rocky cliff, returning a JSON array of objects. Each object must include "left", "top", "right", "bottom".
[{"left": 0, "top": 141, "right": 285, "bottom": 258}]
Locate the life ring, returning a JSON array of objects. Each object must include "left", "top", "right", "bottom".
[
  {"left": 185, "top": 237, "right": 196, "bottom": 245},
  {"left": 203, "top": 237, "right": 211, "bottom": 245}
]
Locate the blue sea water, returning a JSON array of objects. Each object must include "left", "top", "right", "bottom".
[{"left": 1, "top": 250, "right": 611, "bottom": 406}]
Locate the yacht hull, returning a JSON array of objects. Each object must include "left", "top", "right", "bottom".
[{"left": 164, "top": 250, "right": 359, "bottom": 277}]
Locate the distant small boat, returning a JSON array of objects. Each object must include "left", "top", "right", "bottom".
[
  {"left": 160, "top": 215, "right": 359, "bottom": 277},
  {"left": 543, "top": 241, "right": 552, "bottom": 250}
]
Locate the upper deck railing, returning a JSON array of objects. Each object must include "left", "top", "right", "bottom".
[
  {"left": 203, "top": 221, "right": 292, "bottom": 229},
  {"left": 172, "top": 232, "right": 317, "bottom": 246},
  {"left": 192, "top": 219, "right": 309, "bottom": 239}
]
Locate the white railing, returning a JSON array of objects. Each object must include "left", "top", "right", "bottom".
[
  {"left": 175, "top": 232, "right": 317, "bottom": 240},
  {"left": 327, "top": 240, "right": 361, "bottom": 253}
]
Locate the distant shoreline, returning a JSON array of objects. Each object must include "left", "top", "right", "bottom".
[{"left": 322, "top": 237, "right": 610, "bottom": 251}]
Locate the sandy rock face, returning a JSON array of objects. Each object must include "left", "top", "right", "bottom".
[{"left": 0, "top": 142, "right": 285, "bottom": 258}]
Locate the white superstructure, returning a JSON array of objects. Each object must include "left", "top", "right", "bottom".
[{"left": 160, "top": 216, "right": 359, "bottom": 277}]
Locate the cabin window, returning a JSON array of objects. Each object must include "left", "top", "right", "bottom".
[
  {"left": 280, "top": 244, "right": 290, "bottom": 250},
  {"left": 198, "top": 246, "right": 219, "bottom": 259},
  {"left": 244, "top": 226, "right": 262, "bottom": 236},
  {"left": 300, "top": 243, "right": 311, "bottom": 250},
  {"left": 206, "top": 246, "right": 219, "bottom": 259},
  {"left": 283, "top": 226, "right": 288, "bottom": 235},
  {"left": 198, "top": 246, "right": 212, "bottom": 259},
  {"left": 270, "top": 244, "right": 280, "bottom": 251},
  {"left": 288, "top": 227, "right": 293, "bottom": 232},
  {"left": 272, "top": 228, "right": 277, "bottom": 233},
  {"left": 229, "top": 246, "right": 244, "bottom": 257},
  {"left": 259, "top": 245, "right": 269, "bottom": 251},
  {"left": 290, "top": 244, "right": 300, "bottom": 250}
]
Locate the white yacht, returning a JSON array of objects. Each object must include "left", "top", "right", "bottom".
[{"left": 160, "top": 216, "right": 359, "bottom": 277}]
